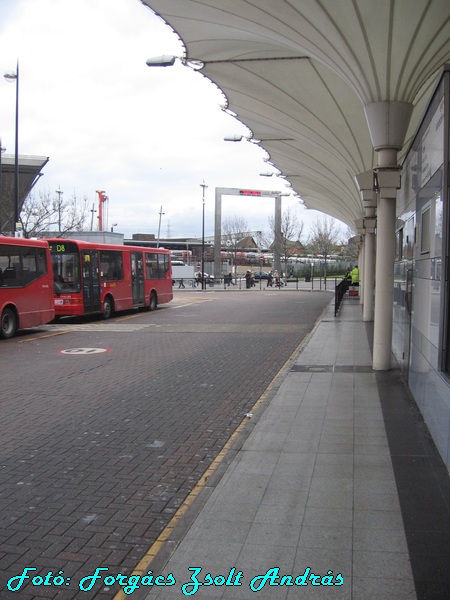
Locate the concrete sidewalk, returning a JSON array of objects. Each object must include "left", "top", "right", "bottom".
[{"left": 136, "top": 298, "right": 449, "bottom": 600}]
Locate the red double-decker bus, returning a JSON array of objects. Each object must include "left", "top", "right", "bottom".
[
  {"left": 0, "top": 237, "right": 55, "bottom": 339},
  {"left": 46, "top": 239, "right": 173, "bottom": 319}
]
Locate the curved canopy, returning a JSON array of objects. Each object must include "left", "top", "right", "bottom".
[
  {"left": 0, "top": 154, "right": 49, "bottom": 233},
  {"left": 141, "top": 0, "right": 450, "bottom": 228}
]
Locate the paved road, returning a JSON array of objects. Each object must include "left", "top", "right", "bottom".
[{"left": 0, "top": 289, "right": 332, "bottom": 599}]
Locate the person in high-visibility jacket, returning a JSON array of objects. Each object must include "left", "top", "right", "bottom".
[{"left": 351, "top": 265, "right": 359, "bottom": 284}]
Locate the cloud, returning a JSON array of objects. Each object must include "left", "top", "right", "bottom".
[{"left": 0, "top": 0, "right": 342, "bottom": 241}]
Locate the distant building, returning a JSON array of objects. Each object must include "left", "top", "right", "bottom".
[{"left": 0, "top": 154, "right": 49, "bottom": 234}]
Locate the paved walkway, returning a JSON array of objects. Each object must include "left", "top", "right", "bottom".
[{"left": 135, "top": 298, "right": 449, "bottom": 600}]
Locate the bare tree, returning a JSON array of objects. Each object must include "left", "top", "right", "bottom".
[
  {"left": 308, "top": 216, "right": 341, "bottom": 278},
  {"left": 269, "top": 207, "right": 304, "bottom": 281},
  {"left": 222, "top": 215, "right": 249, "bottom": 271},
  {"left": 340, "top": 225, "right": 359, "bottom": 261},
  {"left": 20, "top": 189, "right": 90, "bottom": 238}
]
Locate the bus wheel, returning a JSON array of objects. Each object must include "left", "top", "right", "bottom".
[
  {"left": 102, "top": 296, "right": 113, "bottom": 319},
  {"left": 1, "top": 307, "right": 17, "bottom": 339},
  {"left": 149, "top": 292, "right": 157, "bottom": 311}
]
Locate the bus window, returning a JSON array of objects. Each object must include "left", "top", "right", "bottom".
[
  {"left": 158, "top": 253, "right": 170, "bottom": 278},
  {"left": 21, "top": 247, "right": 48, "bottom": 285},
  {"left": 145, "top": 253, "right": 157, "bottom": 278},
  {"left": 145, "top": 252, "right": 170, "bottom": 279},
  {"left": 100, "top": 250, "right": 124, "bottom": 281},
  {"left": 0, "top": 247, "right": 21, "bottom": 286}
]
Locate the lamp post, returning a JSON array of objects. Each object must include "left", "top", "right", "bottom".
[
  {"left": 55, "top": 187, "right": 63, "bottom": 233},
  {"left": 157, "top": 206, "right": 164, "bottom": 248},
  {"left": 200, "top": 181, "right": 207, "bottom": 290},
  {"left": 4, "top": 61, "right": 19, "bottom": 235},
  {"left": 0, "top": 141, "right": 5, "bottom": 233}
]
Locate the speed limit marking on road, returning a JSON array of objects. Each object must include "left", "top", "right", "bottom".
[{"left": 58, "top": 347, "right": 112, "bottom": 355}]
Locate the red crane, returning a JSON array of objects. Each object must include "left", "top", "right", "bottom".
[{"left": 96, "top": 190, "right": 108, "bottom": 231}]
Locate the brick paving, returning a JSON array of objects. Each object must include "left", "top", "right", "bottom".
[{"left": 0, "top": 290, "right": 332, "bottom": 599}]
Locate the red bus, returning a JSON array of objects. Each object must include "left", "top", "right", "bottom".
[
  {"left": 0, "top": 237, "right": 55, "bottom": 339},
  {"left": 46, "top": 239, "right": 173, "bottom": 319}
]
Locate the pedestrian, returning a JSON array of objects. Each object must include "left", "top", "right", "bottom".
[
  {"left": 245, "top": 270, "right": 251, "bottom": 289},
  {"left": 178, "top": 278, "right": 185, "bottom": 289},
  {"left": 351, "top": 265, "right": 359, "bottom": 285},
  {"left": 267, "top": 271, "right": 273, "bottom": 287}
]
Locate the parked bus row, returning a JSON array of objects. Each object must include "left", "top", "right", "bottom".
[{"left": 0, "top": 237, "right": 173, "bottom": 339}]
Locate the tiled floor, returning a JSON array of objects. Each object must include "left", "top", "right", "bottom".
[{"left": 139, "top": 299, "right": 449, "bottom": 600}]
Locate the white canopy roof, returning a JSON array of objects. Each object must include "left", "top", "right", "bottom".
[{"left": 141, "top": 0, "right": 450, "bottom": 228}]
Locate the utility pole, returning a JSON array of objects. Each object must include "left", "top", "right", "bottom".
[
  {"left": 0, "top": 140, "right": 5, "bottom": 233},
  {"left": 55, "top": 187, "right": 63, "bottom": 233},
  {"left": 157, "top": 205, "right": 164, "bottom": 248},
  {"left": 200, "top": 180, "right": 207, "bottom": 290},
  {"left": 90, "top": 204, "right": 97, "bottom": 231}
]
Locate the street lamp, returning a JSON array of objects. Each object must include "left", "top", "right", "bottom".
[
  {"left": 146, "top": 55, "right": 177, "bottom": 67},
  {"left": 0, "top": 141, "right": 5, "bottom": 232},
  {"left": 200, "top": 181, "right": 207, "bottom": 290},
  {"left": 55, "top": 187, "right": 63, "bottom": 233},
  {"left": 157, "top": 206, "right": 164, "bottom": 248},
  {"left": 4, "top": 61, "right": 19, "bottom": 235}
]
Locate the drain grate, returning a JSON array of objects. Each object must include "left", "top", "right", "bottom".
[
  {"left": 291, "top": 364, "right": 373, "bottom": 373},
  {"left": 291, "top": 365, "right": 333, "bottom": 372}
]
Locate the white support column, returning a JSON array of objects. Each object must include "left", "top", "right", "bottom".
[
  {"left": 214, "top": 188, "right": 222, "bottom": 280},
  {"left": 354, "top": 221, "right": 365, "bottom": 304},
  {"left": 372, "top": 165, "right": 401, "bottom": 369},
  {"left": 363, "top": 101, "right": 413, "bottom": 370},
  {"left": 359, "top": 240, "right": 365, "bottom": 305},
  {"left": 363, "top": 210, "right": 376, "bottom": 322},
  {"left": 363, "top": 230, "right": 375, "bottom": 320},
  {"left": 373, "top": 195, "right": 396, "bottom": 368},
  {"left": 274, "top": 194, "right": 282, "bottom": 275},
  {"left": 354, "top": 172, "right": 377, "bottom": 320}
]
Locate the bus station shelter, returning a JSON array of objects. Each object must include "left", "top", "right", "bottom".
[
  {"left": 0, "top": 153, "right": 49, "bottom": 234},
  {"left": 141, "top": 2, "right": 450, "bottom": 471}
]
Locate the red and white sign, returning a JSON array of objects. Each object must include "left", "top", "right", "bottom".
[{"left": 58, "top": 347, "right": 112, "bottom": 355}]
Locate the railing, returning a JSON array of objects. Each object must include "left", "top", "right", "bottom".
[
  {"left": 334, "top": 278, "right": 349, "bottom": 316},
  {"left": 175, "top": 275, "right": 343, "bottom": 294}
]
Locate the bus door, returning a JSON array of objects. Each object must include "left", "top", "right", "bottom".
[
  {"left": 82, "top": 250, "right": 101, "bottom": 313},
  {"left": 131, "top": 252, "right": 144, "bottom": 305}
]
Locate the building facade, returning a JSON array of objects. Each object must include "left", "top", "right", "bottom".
[{"left": 393, "top": 69, "right": 450, "bottom": 468}]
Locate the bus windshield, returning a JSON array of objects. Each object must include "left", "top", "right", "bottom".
[{"left": 48, "top": 241, "right": 81, "bottom": 294}]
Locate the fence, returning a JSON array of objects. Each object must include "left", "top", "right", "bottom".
[{"left": 334, "top": 278, "right": 349, "bottom": 316}]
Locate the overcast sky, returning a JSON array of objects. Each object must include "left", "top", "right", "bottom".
[{"left": 0, "top": 0, "right": 339, "bottom": 242}]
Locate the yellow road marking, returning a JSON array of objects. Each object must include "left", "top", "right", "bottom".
[{"left": 18, "top": 330, "right": 70, "bottom": 342}]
